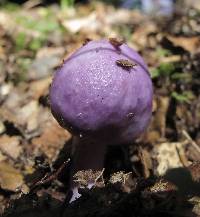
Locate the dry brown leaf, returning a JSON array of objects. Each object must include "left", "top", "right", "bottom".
[
  {"left": 183, "top": 0, "right": 200, "bottom": 10},
  {"left": 0, "top": 12, "right": 41, "bottom": 37},
  {"left": 167, "top": 35, "right": 200, "bottom": 53},
  {"left": 0, "top": 161, "right": 24, "bottom": 191},
  {"left": 29, "top": 76, "right": 52, "bottom": 100},
  {"left": 154, "top": 142, "right": 183, "bottom": 176},
  {"left": 188, "top": 162, "right": 200, "bottom": 182},
  {"left": 187, "top": 146, "right": 200, "bottom": 162},
  {"left": 17, "top": 100, "right": 39, "bottom": 133},
  {"left": 0, "top": 83, "right": 13, "bottom": 103},
  {"left": 0, "top": 89, "right": 51, "bottom": 137},
  {"left": 189, "top": 196, "right": 200, "bottom": 216},
  {"left": 161, "top": 55, "right": 181, "bottom": 63},
  {"left": 0, "top": 152, "right": 6, "bottom": 162},
  {"left": 153, "top": 96, "right": 170, "bottom": 138},
  {"left": 0, "top": 45, "right": 6, "bottom": 61},
  {"left": 0, "top": 135, "right": 22, "bottom": 160},
  {"left": 139, "top": 147, "right": 152, "bottom": 178},
  {"left": 176, "top": 141, "right": 190, "bottom": 167},
  {"left": 0, "top": 121, "right": 5, "bottom": 135},
  {"left": 143, "top": 130, "right": 161, "bottom": 144},
  {"left": 61, "top": 13, "right": 101, "bottom": 33},
  {"left": 29, "top": 47, "right": 65, "bottom": 80},
  {"left": 132, "top": 22, "right": 157, "bottom": 48},
  {"left": 144, "top": 96, "right": 169, "bottom": 144},
  {"left": 31, "top": 119, "right": 71, "bottom": 159},
  {"left": 61, "top": 5, "right": 143, "bottom": 35},
  {"left": 0, "top": 87, "right": 28, "bottom": 128}
]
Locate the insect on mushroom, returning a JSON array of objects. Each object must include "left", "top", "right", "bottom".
[
  {"left": 50, "top": 39, "right": 153, "bottom": 203},
  {"left": 109, "top": 37, "right": 125, "bottom": 49},
  {"left": 116, "top": 59, "right": 137, "bottom": 70},
  {"left": 82, "top": 38, "right": 92, "bottom": 46}
]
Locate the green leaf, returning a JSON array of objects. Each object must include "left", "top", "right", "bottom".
[
  {"left": 156, "top": 48, "right": 171, "bottom": 57},
  {"left": 29, "top": 38, "right": 44, "bottom": 51},
  {"left": 151, "top": 68, "right": 160, "bottom": 78},
  {"left": 2, "top": 2, "right": 19, "bottom": 11},
  {"left": 171, "top": 72, "right": 192, "bottom": 81},
  {"left": 159, "top": 63, "right": 175, "bottom": 76},
  {"left": 60, "top": 0, "right": 75, "bottom": 9},
  {"left": 151, "top": 63, "right": 175, "bottom": 79},
  {"left": 15, "top": 32, "right": 27, "bottom": 51},
  {"left": 171, "top": 91, "right": 194, "bottom": 103}
]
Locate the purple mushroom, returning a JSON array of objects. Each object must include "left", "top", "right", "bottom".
[{"left": 50, "top": 38, "right": 153, "bottom": 202}]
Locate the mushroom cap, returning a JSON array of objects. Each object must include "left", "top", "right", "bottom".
[{"left": 50, "top": 39, "right": 153, "bottom": 144}]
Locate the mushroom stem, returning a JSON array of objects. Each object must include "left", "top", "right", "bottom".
[
  {"left": 69, "top": 135, "right": 107, "bottom": 202},
  {"left": 72, "top": 135, "right": 107, "bottom": 174}
]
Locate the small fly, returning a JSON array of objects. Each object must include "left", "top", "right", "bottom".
[
  {"left": 83, "top": 38, "right": 92, "bottom": 46},
  {"left": 109, "top": 37, "right": 125, "bottom": 49},
  {"left": 116, "top": 59, "right": 137, "bottom": 70}
]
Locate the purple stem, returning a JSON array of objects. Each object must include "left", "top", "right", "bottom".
[{"left": 69, "top": 135, "right": 107, "bottom": 202}]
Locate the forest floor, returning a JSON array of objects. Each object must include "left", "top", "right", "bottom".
[{"left": 0, "top": 1, "right": 200, "bottom": 216}]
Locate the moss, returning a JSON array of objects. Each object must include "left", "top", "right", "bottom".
[{"left": 151, "top": 62, "right": 175, "bottom": 79}]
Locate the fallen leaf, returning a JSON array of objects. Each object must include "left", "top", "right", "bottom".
[
  {"left": 188, "top": 162, "right": 200, "bottom": 182},
  {"left": 29, "top": 76, "right": 52, "bottom": 100},
  {"left": 138, "top": 147, "right": 152, "bottom": 178},
  {"left": 17, "top": 100, "right": 39, "bottom": 133},
  {"left": 29, "top": 77, "right": 52, "bottom": 100},
  {"left": 154, "top": 142, "right": 183, "bottom": 176},
  {"left": 61, "top": 13, "right": 100, "bottom": 33},
  {"left": 0, "top": 90, "right": 51, "bottom": 138},
  {"left": 31, "top": 119, "right": 71, "bottom": 160},
  {"left": 0, "top": 152, "right": 6, "bottom": 162},
  {"left": 161, "top": 55, "right": 181, "bottom": 63},
  {"left": 153, "top": 96, "right": 170, "bottom": 138},
  {"left": 0, "top": 135, "right": 22, "bottom": 160},
  {"left": 167, "top": 35, "right": 200, "bottom": 53},
  {"left": 0, "top": 161, "right": 24, "bottom": 191},
  {"left": 29, "top": 47, "right": 65, "bottom": 80},
  {"left": 189, "top": 196, "right": 200, "bottom": 216},
  {"left": 0, "top": 12, "right": 41, "bottom": 37},
  {"left": 132, "top": 22, "right": 157, "bottom": 48},
  {"left": 0, "top": 120, "right": 5, "bottom": 134}
]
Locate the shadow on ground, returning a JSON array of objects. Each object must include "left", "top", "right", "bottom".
[{"left": 3, "top": 166, "right": 200, "bottom": 217}]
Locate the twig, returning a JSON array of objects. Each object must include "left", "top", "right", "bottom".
[
  {"left": 23, "top": 0, "right": 42, "bottom": 9},
  {"left": 94, "top": 168, "right": 105, "bottom": 185},
  {"left": 176, "top": 142, "right": 190, "bottom": 167},
  {"left": 182, "top": 130, "right": 200, "bottom": 153},
  {"left": 30, "top": 158, "right": 71, "bottom": 193}
]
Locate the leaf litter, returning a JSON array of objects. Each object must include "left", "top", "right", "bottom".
[{"left": 0, "top": 1, "right": 200, "bottom": 217}]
